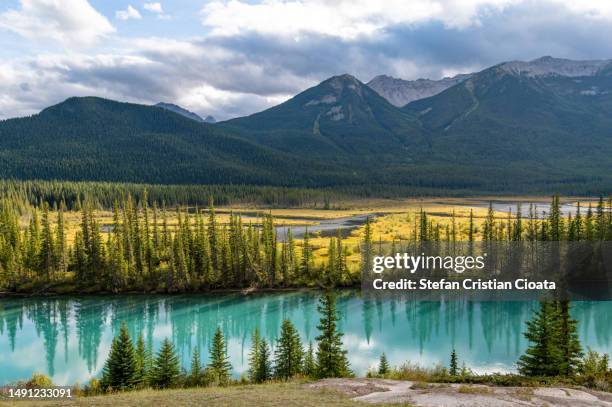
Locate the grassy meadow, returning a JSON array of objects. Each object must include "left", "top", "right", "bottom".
[
  {"left": 21, "top": 196, "right": 593, "bottom": 273},
  {"left": 0, "top": 381, "right": 403, "bottom": 407}
]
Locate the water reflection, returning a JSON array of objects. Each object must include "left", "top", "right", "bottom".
[{"left": 0, "top": 292, "right": 610, "bottom": 385}]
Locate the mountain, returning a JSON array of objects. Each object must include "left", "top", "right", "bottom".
[
  {"left": 204, "top": 115, "right": 216, "bottom": 123},
  {"left": 401, "top": 56, "right": 612, "bottom": 190},
  {"left": 367, "top": 74, "right": 471, "bottom": 106},
  {"left": 497, "top": 56, "right": 611, "bottom": 77},
  {"left": 220, "top": 74, "right": 424, "bottom": 157},
  {"left": 0, "top": 97, "right": 344, "bottom": 186},
  {"left": 2, "top": 57, "right": 612, "bottom": 194},
  {"left": 155, "top": 102, "right": 205, "bottom": 122}
]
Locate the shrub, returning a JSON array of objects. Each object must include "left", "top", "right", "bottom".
[
  {"left": 25, "top": 373, "right": 53, "bottom": 388},
  {"left": 457, "top": 385, "right": 493, "bottom": 394}
]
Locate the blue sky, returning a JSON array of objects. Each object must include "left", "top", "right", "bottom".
[{"left": 2, "top": 0, "right": 612, "bottom": 120}]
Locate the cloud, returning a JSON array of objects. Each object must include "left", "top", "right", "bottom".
[
  {"left": 144, "top": 2, "right": 163, "bottom": 13},
  {"left": 0, "top": 0, "right": 114, "bottom": 47},
  {"left": 200, "top": 0, "right": 521, "bottom": 39},
  {"left": 3, "top": 0, "right": 612, "bottom": 122},
  {"left": 116, "top": 5, "right": 142, "bottom": 20},
  {"left": 203, "top": 0, "right": 612, "bottom": 39}
]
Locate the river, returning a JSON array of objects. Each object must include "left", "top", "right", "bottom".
[{"left": 1, "top": 292, "right": 611, "bottom": 385}]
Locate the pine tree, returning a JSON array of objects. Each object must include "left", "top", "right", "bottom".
[
  {"left": 255, "top": 339, "right": 272, "bottom": 383},
  {"left": 149, "top": 338, "right": 181, "bottom": 388},
  {"left": 208, "top": 327, "right": 232, "bottom": 385},
  {"left": 315, "top": 292, "right": 351, "bottom": 378},
  {"left": 300, "top": 228, "right": 313, "bottom": 279},
  {"left": 247, "top": 328, "right": 261, "bottom": 382},
  {"left": 549, "top": 196, "right": 564, "bottom": 241},
  {"left": 517, "top": 301, "right": 562, "bottom": 376},
  {"left": 378, "top": 353, "right": 389, "bottom": 376},
  {"left": 208, "top": 199, "right": 219, "bottom": 272},
  {"left": 55, "top": 201, "right": 67, "bottom": 275},
  {"left": 596, "top": 196, "right": 606, "bottom": 240},
  {"left": 274, "top": 319, "right": 303, "bottom": 379},
  {"left": 468, "top": 209, "right": 474, "bottom": 242},
  {"left": 449, "top": 349, "right": 458, "bottom": 376},
  {"left": 134, "top": 334, "right": 150, "bottom": 385},
  {"left": 417, "top": 209, "right": 426, "bottom": 241},
  {"left": 555, "top": 300, "right": 583, "bottom": 376},
  {"left": 39, "top": 204, "right": 55, "bottom": 280},
  {"left": 101, "top": 322, "right": 138, "bottom": 390},
  {"left": 512, "top": 204, "right": 523, "bottom": 241},
  {"left": 189, "top": 347, "right": 203, "bottom": 386},
  {"left": 360, "top": 218, "right": 373, "bottom": 273},
  {"left": 483, "top": 203, "right": 495, "bottom": 241},
  {"left": 303, "top": 342, "right": 316, "bottom": 378}
]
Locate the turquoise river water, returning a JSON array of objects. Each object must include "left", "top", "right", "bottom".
[{"left": 0, "top": 292, "right": 611, "bottom": 385}]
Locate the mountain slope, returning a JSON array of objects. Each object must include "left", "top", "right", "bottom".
[
  {"left": 2, "top": 58, "right": 612, "bottom": 193},
  {"left": 155, "top": 102, "right": 205, "bottom": 122},
  {"left": 367, "top": 74, "right": 471, "bottom": 107},
  {"left": 220, "top": 74, "right": 425, "bottom": 157},
  {"left": 0, "top": 97, "right": 347, "bottom": 186},
  {"left": 401, "top": 57, "right": 612, "bottom": 188}
]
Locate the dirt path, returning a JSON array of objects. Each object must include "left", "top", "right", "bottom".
[{"left": 309, "top": 378, "right": 612, "bottom": 406}]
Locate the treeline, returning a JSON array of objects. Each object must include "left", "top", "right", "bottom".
[
  {"left": 389, "top": 196, "right": 612, "bottom": 243},
  {"left": 6, "top": 179, "right": 610, "bottom": 214},
  {"left": 0, "top": 179, "right": 347, "bottom": 210},
  {"left": 2, "top": 194, "right": 612, "bottom": 293},
  {"left": 0, "top": 194, "right": 353, "bottom": 292},
  {"left": 91, "top": 292, "right": 350, "bottom": 393}
]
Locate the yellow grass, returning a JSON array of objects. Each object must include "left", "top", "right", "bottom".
[
  {"left": 17, "top": 196, "right": 590, "bottom": 268},
  {"left": 0, "top": 382, "right": 413, "bottom": 407}
]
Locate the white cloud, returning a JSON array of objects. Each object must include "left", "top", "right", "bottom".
[
  {"left": 553, "top": 0, "right": 612, "bottom": 20},
  {"left": 201, "top": 0, "right": 612, "bottom": 39},
  {"left": 200, "top": 0, "right": 520, "bottom": 39},
  {"left": 0, "top": 0, "right": 114, "bottom": 47},
  {"left": 3, "top": 0, "right": 612, "bottom": 122},
  {"left": 144, "top": 2, "right": 163, "bottom": 13},
  {"left": 116, "top": 5, "right": 142, "bottom": 20}
]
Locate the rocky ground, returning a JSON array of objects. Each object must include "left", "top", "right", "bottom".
[{"left": 309, "top": 378, "right": 612, "bottom": 406}]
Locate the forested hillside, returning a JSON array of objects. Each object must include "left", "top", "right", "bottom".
[
  {"left": 0, "top": 97, "right": 348, "bottom": 187},
  {"left": 2, "top": 57, "right": 612, "bottom": 194}
]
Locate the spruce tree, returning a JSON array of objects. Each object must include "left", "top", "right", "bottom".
[
  {"left": 468, "top": 209, "right": 474, "bottom": 242},
  {"left": 255, "top": 339, "right": 272, "bottom": 383},
  {"left": 300, "top": 228, "right": 313, "bottom": 279},
  {"left": 378, "top": 353, "right": 389, "bottom": 376},
  {"left": 247, "top": 328, "right": 261, "bottom": 382},
  {"left": 449, "top": 349, "right": 458, "bottom": 376},
  {"left": 303, "top": 342, "right": 316, "bottom": 378},
  {"left": 517, "top": 301, "right": 561, "bottom": 376},
  {"left": 208, "top": 327, "right": 232, "bottom": 384},
  {"left": 360, "top": 217, "right": 373, "bottom": 273},
  {"left": 189, "top": 347, "right": 203, "bottom": 386},
  {"left": 150, "top": 338, "right": 181, "bottom": 388},
  {"left": 274, "top": 319, "right": 303, "bottom": 379},
  {"left": 555, "top": 300, "right": 583, "bottom": 376},
  {"left": 483, "top": 203, "right": 495, "bottom": 241},
  {"left": 101, "top": 322, "right": 138, "bottom": 390},
  {"left": 55, "top": 201, "right": 67, "bottom": 274},
  {"left": 134, "top": 334, "right": 150, "bottom": 385},
  {"left": 39, "top": 204, "right": 55, "bottom": 280},
  {"left": 315, "top": 292, "right": 351, "bottom": 378}
]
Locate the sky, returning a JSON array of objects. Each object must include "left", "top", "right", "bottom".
[{"left": 2, "top": 1, "right": 612, "bottom": 121}]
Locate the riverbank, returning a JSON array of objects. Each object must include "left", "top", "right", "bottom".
[
  {"left": 312, "top": 378, "right": 612, "bottom": 406},
  {"left": 2, "top": 379, "right": 611, "bottom": 407},
  {"left": 0, "top": 285, "right": 334, "bottom": 298}
]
